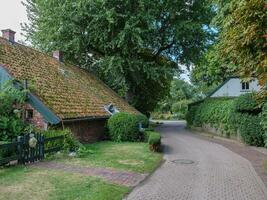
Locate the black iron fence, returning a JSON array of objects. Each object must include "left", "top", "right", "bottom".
[{"left": 0, "top": 133, "right": 64, "bottom": 166}]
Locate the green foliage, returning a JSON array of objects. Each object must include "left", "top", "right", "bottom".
[
  {"left": 136, "top": 114, "right": 149, "bottom": 128},
  {"left": 236, "top": 113, "right": 264, "bottom": 146},
  {"left": 107, "top": 112, "right": 140, "bottom": 142},
  {"left": 187, "top": 96, "right": 265, "bottom": 146},
  {"left": 262, "top": 103, "right": 267, "bottom": 147},
  {"left": 213, "top": 0, "right": 267, "bottom": 85},
  {"left": 0, "top": 81, "right": 28, "bottom": 141},
  {"left": 154, "top": 79, "right": 201, "bottom": 120},
  {"left": 22, "top": 0, "right": 215, "bottom": 113},
  {"left": 148, "top": 131, "right": 161, "bottom": 152},
  {"left": 43, "top": 129, "right": 80, "bottom": 152},
  {"left": 234, "top": 93, "right": 260, "bottom": 113},
  {"left": 191, "top": 45, "right": 235, "bottom": 93},
  {"left": 192, "top": 0, "right": 266, "bottom": 91}
]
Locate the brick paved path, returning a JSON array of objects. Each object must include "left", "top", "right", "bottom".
[
  {"left": 125, "top": 121, "right": 267, "bottom": 200},
  {"left": 33, "top": 161, "right": 147, "bottom": 187}
]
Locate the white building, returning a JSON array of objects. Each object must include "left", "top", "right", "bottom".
[{"left": 208, "top": 76, "right": 261, "bottom": 98}]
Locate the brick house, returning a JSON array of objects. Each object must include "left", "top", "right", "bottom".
[{"left": 0, "top": 29, "right": 139, "bottom": 143}]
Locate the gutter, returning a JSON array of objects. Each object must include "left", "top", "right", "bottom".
[{"left": 62, "top": 115, "right": 110, "bottom": 123}]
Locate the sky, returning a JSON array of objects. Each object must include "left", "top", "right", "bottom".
[
  {"left": 0, "top": 0, "right": 28, "bottom": 42},
  {"left": 0, "top": 0, "right": 190, "bottom": 82}
]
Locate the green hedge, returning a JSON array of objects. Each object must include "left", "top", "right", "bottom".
[
  {"left": 187, "top": 94, "right": 265, "bottom": 147},
  {"left": 147, "top": 131, "right": 161, "bottom": 152},
  {"left": 136, "top": 114, "right": 149, "bottom": 128},
  {"left": 107, "top": 112, "right": 140, "bottom": 142},
  {"left": 234, "top": 93, "right": 259, "bottom": 113},
  {"left": 262, "top": 103, "right": 267, "bottom": 147}
]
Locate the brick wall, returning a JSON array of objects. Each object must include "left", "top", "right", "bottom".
[
  {"left": 24, "top": 104, "right": 48, "bottom": 130},
  {"left": 63, "top": 119, "right": 107, "bottom": 143},
  {"left": 23, "top": 103, "right": 107, "bottom": 143}
]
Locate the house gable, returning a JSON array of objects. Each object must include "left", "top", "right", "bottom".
[{"left": 208, "top": 77, "right": 261, "bottom": 98}]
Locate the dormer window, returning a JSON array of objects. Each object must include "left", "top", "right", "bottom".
[
  {"left": 104, "top": 104, "right": 119, "bottom": 115},
  {"left": 241, "top": 82, "right": 249, "bottom": 91}
]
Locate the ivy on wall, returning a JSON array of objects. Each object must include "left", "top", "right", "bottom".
[{"left": 186, "top": 94, "right": 265, "bottom": 147}]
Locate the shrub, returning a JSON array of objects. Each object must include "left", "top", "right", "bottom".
[
  {"left": 186, "top": 96, "right": 265, "bottom": 146},
  {"left": 148, "top": 131, "right": 161, "bottom": 152},
  {"left": 43, "top": 129, "right": 80, "bottom": 152},
  {"left": 234, "top": 93, "right": 260, "bottom": 113},
  {"left": 262, "top": 103, "right": 267, "bottom": 147},
  {"left": 0, "top": 81, "right": 28, "bottom": 142},
  {"left": 237, "top": 113, "right": 264, "bottom": 146},
  {"left": 107, "top": 112, "right": 140, "bottom": 142},
  {"left": 136, "top": 114, "right": 149, "bottom": 128}
]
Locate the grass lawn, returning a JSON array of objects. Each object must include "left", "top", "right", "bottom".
[
  {"left": 0, "top": 141, "right": 162, "bottom": 200},
  {"left": 0, "top": 167, "right": 129, "bottom": 200},
  {"left": 50, "top": 141, "right": 163, "bottom": 173}
]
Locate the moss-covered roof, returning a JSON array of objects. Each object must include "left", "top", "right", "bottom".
[{"left": 0, "top": 37, "right": 138, "bottom": 119}]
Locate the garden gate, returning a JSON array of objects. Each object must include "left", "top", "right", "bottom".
[{"left": 0, "top": 133, "right": 64, "bottom": 166}]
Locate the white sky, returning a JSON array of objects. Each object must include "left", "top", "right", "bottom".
[{"left": 0, "top": 0, "right": 28, "bottom": 42}]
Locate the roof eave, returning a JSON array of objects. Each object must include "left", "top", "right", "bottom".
[{"left": 62, "top": 115, "right": 110, "bottom": 123}]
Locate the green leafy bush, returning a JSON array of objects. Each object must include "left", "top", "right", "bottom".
[
  {"left": 43, "top": 129, "right": 80, "bottom": 152},
  {"left": 237, "top": 113, "right": 264, "bottom": 146},
  {"left": 136, "top": 114, "right": 149, "bottom": 128},
  {"left": 187, "top": 96, "right": 265, "bottom": 146},
  {"left": 0, "top": 81, "right": 28, "bottom": 141},
  {"left": 107, "top": 112, "right": 140, "bottom": 142},
  {"left": 262, "top": 103, "right": 267, "bottom": 147},
  {"left": 148, "top": 131, "right": 161, "bottom": 152},
  {"left": 234, "top": 93, "right": 260, "bottom": 113}
]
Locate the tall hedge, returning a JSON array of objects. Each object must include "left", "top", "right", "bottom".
[{"left": 187, "top": 94, "right": 265, "bottom": 147}]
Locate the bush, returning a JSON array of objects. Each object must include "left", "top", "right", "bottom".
[
  {"left": 148, "top": 131, "right": 161, "bottom": 152},
  {"left": 237, "top": 113, "right": 264, "bottom": 146},
  {"left": 262, "top": 103, "right": 267, "bottom": 147},
  {"left": 136, "top": 114, "right": 149, "bottom": 128},
  {"left": 234, "top": 93, "right": 260, "bottom": 113},
  {"left": 0, "top": 81, "right": 28, "bottom": 142},
  {"left": 187, "top": 96, "right": 265, "bottom": 146},
  {"left": 43, "top": 129, "right": 80, "bottom": 152},
  {"left": 107, "top": 112, "right": 140, "bottom": 142}
]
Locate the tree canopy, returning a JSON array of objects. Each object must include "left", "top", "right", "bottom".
[
  {"left": 22, "top": 0, "right": 215, "bottom": 113},
  {"left": 191, "top": 0, "right": 266, "bottom": 98}
]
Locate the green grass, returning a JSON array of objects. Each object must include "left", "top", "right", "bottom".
[
  {"left": 51, "top": 141, "right": 163, "bottom": 173},
  {"left": 0, "top": 166, "right": 129, "bottom": 200},
  {"left": 0, "top": 141, "right": 162, "bottom": 200}
]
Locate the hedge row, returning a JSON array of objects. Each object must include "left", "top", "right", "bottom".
[{"left": 186, "top": 93, "right": 265, "bottom": 147}]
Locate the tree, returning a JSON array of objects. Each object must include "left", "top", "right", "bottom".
[
  {"left": 213, "top": 0, "right": 267, "bottom": 86},
  {"left": 153, "top": 78, "right": 201, "bottom": 119},
  {"left": 22, "top": 0, "right": 215, "bottom": 113}
]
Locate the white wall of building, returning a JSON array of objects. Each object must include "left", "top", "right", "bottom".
[{"left": 210, "top": 78, "right": 261, "bottom": 97}]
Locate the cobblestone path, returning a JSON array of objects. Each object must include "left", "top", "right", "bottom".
[
  {"left": 33, "top": 161, "right": 147, "bottom": 187},
  {"left": 125, "top": 121, "right": 267, "bottom": 200}
]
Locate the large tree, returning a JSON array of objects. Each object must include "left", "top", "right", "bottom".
[
  {"left": 213, "top": 0, "right": 267, "bottom": 85},
  {"left": 22, "top": 0, "right": 215, "bottom": 113}
]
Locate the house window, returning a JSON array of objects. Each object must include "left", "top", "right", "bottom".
[
  {"left": 25, "top": 109, "right": 34, "bottom": 120},
  {"left": 104, "top": 104, "right": 119, "bottom": 115},
  {"left": 241, "top": 82, "right": 250, "bottom": 90}
]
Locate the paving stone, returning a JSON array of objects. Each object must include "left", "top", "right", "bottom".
[
  {"left": 125, "top": 121, "right": 267, "bottom": 200},
  {"left": 33, "top": 161, "right": 147, "bottom": 187}
]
